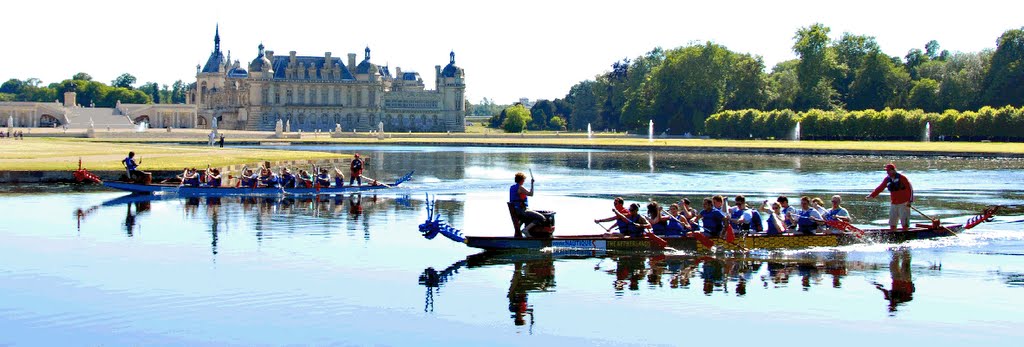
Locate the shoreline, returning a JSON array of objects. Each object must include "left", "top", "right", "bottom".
[{"left": 2, "top": 132, "right": 1022, "bottom": 184}]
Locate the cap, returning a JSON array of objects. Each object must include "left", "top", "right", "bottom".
[{"left": 884, "top": 163, "right": 896, "bottom": 171}]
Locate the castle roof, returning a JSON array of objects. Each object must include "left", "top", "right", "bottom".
[{"left": 271, "top": 56, "right": 354, "bottom": 80}]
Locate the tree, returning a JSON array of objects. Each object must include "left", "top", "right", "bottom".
[
  {"left": 111, "top": 73, "right": 137, "bottom": 89},
  {"left": 72, "top": 72, "right": 93, "bottom": 81},
  {"left": 905, "top": 48, "right": 929, "bottom": 79},
  {"left": 501, "top": 104, "right": 531, "bottom": 133},
  {"left": 925, "top": 40, "right": 941, "bottom": 60},
  {"left": 565, "top": 80, "right": 599, "bottom": 130},
  {"left": 939, "top": 51, "right": 990, "bottom": 110},
  {"left": 529, "top": 99, "right": 555, "bottom": 130},
  {"left": 849, "top": 49, "right": 911, "bottom": 110},
  {"left": 908, "top": 78, "right": 941, "bottom": 112},
  {"left": 793, "top": 23, "right": 840, "bottom": 110},
  {"left": 833, "top": 33, "right": 879, "bottom": 103},
  {"left": 982, "top": 27, "right": 1024, "bottom": 107},
  {"left": 0, "top": 79, "right": 24, "bottom": 94},
  {"left": 139, "top": 82, "right": 160, "bottom": 104},
  {"left": 766, "top": 60, "right": 800, "bottom": 110}
]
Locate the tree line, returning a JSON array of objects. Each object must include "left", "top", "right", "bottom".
[
  {"left": 0, "top": 72, "right": 191, "bottom": 107},
  {"left": 473, "top": 24, "right": 1024, "bottom": 136},
  {"left": 705, "top": 106, "right": 1024, "bottom": 142}
]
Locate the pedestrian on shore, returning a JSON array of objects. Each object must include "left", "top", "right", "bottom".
[
  {"left": 219, "top": 134, "right": 225, "bottom": 148},
  {"left": 866, "top": 163, "right": 914, "bottom": 231}
]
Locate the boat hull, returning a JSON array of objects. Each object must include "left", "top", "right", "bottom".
[{"left": 465, "top": 224, "right": 964, "bottom": 252}]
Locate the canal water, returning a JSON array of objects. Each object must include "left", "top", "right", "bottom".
[{"left": 2, "top": 145, "right": 1023, "bottom": 346}]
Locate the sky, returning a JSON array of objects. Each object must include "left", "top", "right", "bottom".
[{"left": 2, "top": 0, "right": 1021, "bottom": 104}]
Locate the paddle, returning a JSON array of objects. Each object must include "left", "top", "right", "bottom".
[
  {"left": 824, "top": 219, "right": 866, "bottom": 238},
  {"left": 610, "top": 207, "right": 667, "bottom": 249},
  {"left": 910, "top": 205, "right": 958, "bottom": 237},
  {"left": 595, "top": 220, "right": 614, "bottom": 233},
  {"left": 691, "top": 230, "right": 715, "bottom": 249}
]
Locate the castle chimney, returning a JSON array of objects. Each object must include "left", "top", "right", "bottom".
[
  {"left": 348, "top": 53, "right": 357, "bottom": 71},
  {"left": 63, "top": 91, "right": 76, "bottom": 108}
]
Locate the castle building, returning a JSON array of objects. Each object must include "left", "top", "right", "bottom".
[{"left": 193, "top": 26, "right": 466, "bottom": 132}]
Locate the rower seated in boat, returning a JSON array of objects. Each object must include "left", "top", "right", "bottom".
[
  {"left": 796, "top": 196, "right": 824, "bottom": 235},
  {"left": 316, "top": 168, "right": 332, "bottom": 188},
  {"left": 279, "top": 168, "right": 296, "bottom": 188},
  {"left": 239, "top": 168, "right": 258, "bottom": 188},
  {"left": 700, "top": 197, "right": 727, "bottom": 238},
  {"left": 296, "top": 169, "right": 313, "bottom": 188},
  {"left": 259, "top": 169, "right": 280, "bottom": 188},
  {"left": 649, "top": 202, "right": 686, "bottom": 236},
  {"left": 206, "top": 168, "right": 222, "bottom": 187},
  {"left": 595, "top": 197, "right": 630, "bottom": 234},
  {"left": 761, "top": 201, "right": 787, "bottom": 236},
  {"left": 179, "top": 168, "right": 201, "bottom": 187},
  {"left": 509, "top": 172, "right": 545, "bottom": 237},
  {"left": 613, "top": 203, "right": 649, "bottom": 238},
  {"left": 333, "top": 167, "right": 345, "bottom": 187},
  {"left": 727, "top": 195, "right": 755, "bottom": 235}
]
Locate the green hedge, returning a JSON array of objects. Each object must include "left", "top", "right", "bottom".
[{"left": 705, "top": 106, "right": 1024, "bottom": 141}]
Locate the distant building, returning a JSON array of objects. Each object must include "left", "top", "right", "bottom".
[
  {"left": 192, "top": 25, "right": 467, "bottom": 132},
  {"left": 0, "top": 90, "right": 196, "bottom": 130}
]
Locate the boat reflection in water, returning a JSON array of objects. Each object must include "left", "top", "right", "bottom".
[
  {"left": 421, "top": 249, "right": 922, "bottom": 327},
  {"left": 74, "top": 192, "right": 411, "bottom": 254}
]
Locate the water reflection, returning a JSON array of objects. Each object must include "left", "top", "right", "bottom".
[
  {"left": 421, "top": 249, "right": 932, "bottom": 327},
  {"left": 74, "top": 192, "right": 413, "bottom": 255},
  {"left": 874, "top": 249, "right": 915, "bottom": 314}
]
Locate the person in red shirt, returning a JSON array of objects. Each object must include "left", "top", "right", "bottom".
[
  {"left": 594, "top": 197, "right": 630, "bottom": 234},
  {"left": 866, "top": 163, "right": 914, "bottom": 231}
]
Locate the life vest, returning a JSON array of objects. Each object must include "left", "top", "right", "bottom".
[
  {"left": 621, "top": 214, "right": 644, "bottom": 237},
  {"left": 351, "top": 159, "right": 363, "bottom": 172},
  {"left": 316, "top": 173, "right": 331, "bottom": 186},
  {"left": 797, "top": 209, "right": 816, "bottom": 228},
  {"left": 509, "top": 184, "right": 527, "bottom": 211},
  {"left": 886, "top": 174, "right": 907, "bottom": 192},
  {"left": 750, "top": 210, "right": 764, "bottom": 232},
  {"left": 730, "top": 208, "right": 752, "bottom": 230},
  {"left": 766, "top": 214, "right": 783, "bottom": 235},
  {"left": 701, "top": 208, "right": 725, "bottom": 236}
]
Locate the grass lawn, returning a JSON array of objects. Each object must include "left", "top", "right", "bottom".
[{"left": 0, "top": 137, "right": 348, "bottom": 171}]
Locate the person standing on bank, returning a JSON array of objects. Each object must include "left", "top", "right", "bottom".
[
  {"left": 218, "top": 134, "right": 225, "bottom": 148},
  {"left": 867, "top": 163, "right": 914, "bottom": 231},
  {"left": 510, "top": 172, "right": 544, "bottom": 237}
]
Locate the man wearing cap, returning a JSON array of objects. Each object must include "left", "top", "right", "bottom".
[
  {"left": 867, "top": 163, "right": 914, "bottom": 231},
  {"left": 350, "top": 153, "right": 364, "bottom": 186}
]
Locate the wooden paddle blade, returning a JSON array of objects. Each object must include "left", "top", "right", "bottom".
[
  {"left": 646, "top": 232, "right": 668, "bottom": 249},
  {"left": 691, "top": 232, "right": 715, "bottom": 248}
]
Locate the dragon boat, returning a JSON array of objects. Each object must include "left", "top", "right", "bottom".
[
  {"left": 99, "top": 171, "right": 413, "bottom": 196},
  {"left": 419, "top": 197, "right": 998, "bottom": 252}
]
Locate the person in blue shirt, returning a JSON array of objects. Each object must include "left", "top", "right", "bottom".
[
  {"left": 333, "top": 167, "right": 346, "bottom": 188},
  {"left": 796, "top": 196, "right": 824, "bottom": 235},
  {"left": 121, "top": 151, "right": 149, "bottom": 183},
  {"left": 700, "top": 197, "right": 727, "bottom": 238},
  {"left": 316, "top": 168, "right": 332, "bottom": 188},
  {"left": 279, "top": 168, "right": 296, "bottom": 188},
  {"left": 613, "top": 203, "right": 649, "bottom": 238},
  {"left": 760, "top": 201, "right": 787, "bottom": 236},
  {"left": 509, "top": 172, "right": 544, "bottom": 237}
]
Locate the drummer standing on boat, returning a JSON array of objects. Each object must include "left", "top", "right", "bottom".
[
  {"left": 867, "top": 163, "right": 914, "bottom": 231},
  {"left": 350, "top": 153, "right": 364, "bottom": 186}
]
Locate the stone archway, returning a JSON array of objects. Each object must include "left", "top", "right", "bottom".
[
  {"left": 197, "top": 116, "right": 208, "bottom": 128},
  {"left": 134, "top": 115, "right": 150, "bottom": 125},
  {"left": 39, "top": 114, "right": 61, "bottom": 127}
]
